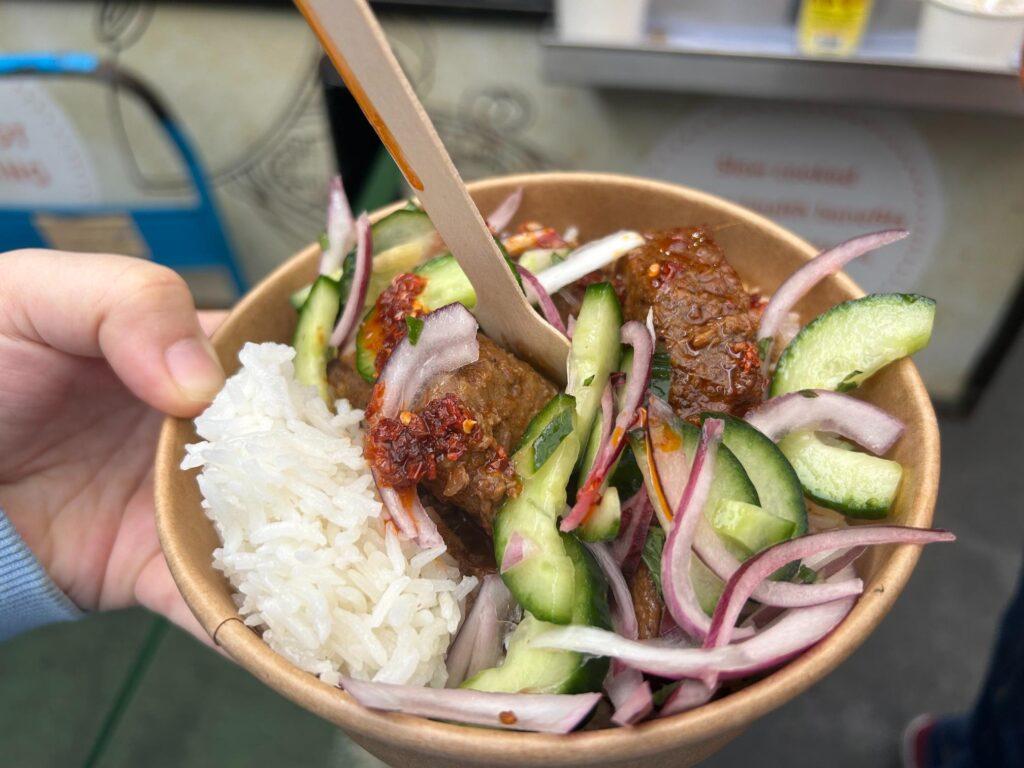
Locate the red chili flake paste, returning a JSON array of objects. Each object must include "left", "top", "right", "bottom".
[
  {"left": 503, "top": 221, "right": 569, "bottom": 256},
  {"left": 366, "top": 394, "right": 482, "bottom": 488},
  {"left": 498, "top": 710, "right": 518, "bottom": 725},
  {"left": 364, "top": 273, "right": 428, "bottom": 375}
]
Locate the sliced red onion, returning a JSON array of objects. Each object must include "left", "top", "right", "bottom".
[
  {"left": 745, "top": 390, "right": 905, "bottom": 456},
  {"left": 659, "top": 419, "right": 724, "bottom": 641},
  {"left": 536, "top": 230, "right": 645, "bottom": 295},
  {"left": 566, "top": 314, "right": 576, "bottom": 340},
  {"left": 517, "top": 263, "right": 568, "bottom": 336},
  {"left": 330, "top": 213, "right": 373, "bottom": 349},
  {"left": 585, "top": 541, "right": 638, "bottom": 639},
  {"left": 533, "top": 590, "right": 857, "bottom": 681},
  {"left": 758, "top": 229, "right": 909, "bottom": 359},
  {"left": 706, "top": 526, "right": 955, "bottom": 649},
  {"left": 340, "top": 676, "right": 601, "bottom": 733},
  {"left": 371, "top": 303, "right": 480, "bottom": 547},
  {"left": 639, "top": 412, "right": 675, "bottom": 530},
  {"left": 611, "top": 491, "right": 653, "bottom": 572},
  {"left": 485, "top": 187, "right": 523, "bottom": 234},
  {"left": 644, "top": 404, "right": 866, "bottom": 610},
  {"left": 562, "top": 321, "right": 654, "bottom": 532},
  {"left": 446, "top": 576, "right": 515, "bottom": 688},
  {"left": 606, "top": 666, "right": 653, "bottom": 726},
  {"left": 319, "top": 175, "right": 356, "bottom": 276},
  {"left": 376, "top": 303, "right": 479, "bottom": 419},
  {"left": 659, "top": 680, "right": 716, "bottom": 717},
  {"left": 693, "top": 520, "right": 862, "bottom": 609},
  {"left": 746, "top": 546, "right": 868, "bottom": 629},
  {"left": 776, "top": 311, "right": 802, "bottom": 353},
  {"left": 500, "top": 532, "right": 536, "bottom": 574}
]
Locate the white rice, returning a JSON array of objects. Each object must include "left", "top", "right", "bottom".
[{"left": 182, "top": 342, "right": 476, "bottom": 688}]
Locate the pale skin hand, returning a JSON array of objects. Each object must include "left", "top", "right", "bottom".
[{"left": 0, "top": 249, "right": 228, "bottom": 643}]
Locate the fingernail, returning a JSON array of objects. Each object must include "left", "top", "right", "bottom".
[{"left": 165, "top": 336, "right": 225, "bottom": 403}]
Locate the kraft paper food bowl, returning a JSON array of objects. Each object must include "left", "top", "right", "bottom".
[{"left": 155, "top": 172, "right": 940, "bottom": 768}]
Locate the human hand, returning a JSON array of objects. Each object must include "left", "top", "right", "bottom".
[{"left": 0, "top": 249, "right": 227, "bottom": 643}]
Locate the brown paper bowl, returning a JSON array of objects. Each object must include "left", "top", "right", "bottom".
[{"left": 155, "top": 172, "right": 939, "bottom": 768}]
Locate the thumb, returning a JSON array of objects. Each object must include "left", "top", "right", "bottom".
[{"left": 1, "top": 249, "right": 226, "bottom": 417}]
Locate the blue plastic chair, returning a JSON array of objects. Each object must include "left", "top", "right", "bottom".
[{"left": 0, "top": 52, "right": 246, "bottom": 295}]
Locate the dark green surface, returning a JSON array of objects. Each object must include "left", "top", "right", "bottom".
[
  {"left": 0, "top": 609, "right": 156, "bottom": 767},
  {"left": 94, "top": 624, "right": 383, "bottom": 768}
]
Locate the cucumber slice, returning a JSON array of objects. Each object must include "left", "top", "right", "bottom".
[
  {"left": 641, "top": 525, "right": 722, "bottom": 615},
  {"left": 711, "top": 499, "right": 796, "bottom": 555},
  {"left": 705, "top": 413, "right": 807, "bottom": 538},
  {"left": 690, "top": 556, "right": 725, "bottom": 616},
  {"left": 415, "top": 253, "right": 477, "bottom": 310},
  {"left": 462, "top": 613, "right": 606, "bottom": 695},
  {"left": 772, "top": 293, "right": 936, "bottom": 396},
  {"left": 291, "top": 275, "right": 341, "bottom": 404},
  {"left": 578, "top": 486, "right": 621, "bottom": 542},
  {"left": 779, "top": 430, "right": 903, "bottom": 518},
  {"left": 372, "top": 207, "right": 436, "bottom": 252},
  {"left": 494, "top": 402, "right": 588, "bottom": 625},
  {"left": 567, "top": 282, "right": 623, "bottom": 464},
  {"left": 513, "top": 394, "right": 577, "bottom": 479},
  {"left": 291, "top": 208, "right": 439, "bottom": 311},
  {"left": 518, "top": 247, "right": 568, "bottom": 274}
]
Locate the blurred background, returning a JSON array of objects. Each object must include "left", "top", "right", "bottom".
[{"left": 1, "top": 1, "right": 1022, "bottom": 766}]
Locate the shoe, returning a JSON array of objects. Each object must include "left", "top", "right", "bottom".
[{"left": 902, "top": 714, "right": 938, "bottom": 768}]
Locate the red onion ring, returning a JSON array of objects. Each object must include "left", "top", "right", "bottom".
[
  {"left": 692, "top": 522, "right": 864, "bottom": 609},
  {"left": 606, "top": 666, "right": 653, "bottom": 726},
  {"left": 446, "top": 576, "right": 515, "bottom": 688},
  {"left": 533, "top": 588, "right": 858, "bottom": 680},
  {"left": 562, "top": 321, "right": 654, "bottom": 532},
  {"left": 659, "top": 680, "right": 716, "bottom": 717},
  {"left": 500, "top": 532, "right": 536, "bottom": 574},
  {"left": 516, "top": 263, "right": 568, "bottom": 336},
  {"left": 611, "top": 491, "right": 653, "bottom": 572},
  {"left": 319, "top": 175, "right": 356, "bottom": 276},
  {"left": 758, "top": 229, "right": 909, "bottom": 360},
  {"left": 340, "top": 676, "right": 602, "bottom": 733},
  {"left": 485, "top": 187, "right": 523, "bottom": 234},
  {"left": 371, "top": 303, "right": 480, "bottom": 547},
  {"left": 659, "top": 419, "right": 724, "bottom": 641},
  {"left": 330, "top": 213, "right": 373, "bottom": 348},
  {"left": 744, "top": 390, "right": 905, "bottom": 456},
  {"left": 745, "top": 546, "right": 868, "bottom": 629},
  {"left": 706, "top": 526, "right": 955, "bottom": 649},
  {"left": 585, "top": 541, "right": 639, "bottom": 639}
]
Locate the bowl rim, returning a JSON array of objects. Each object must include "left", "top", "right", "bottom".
[{"left": 156, "top": 171, "right": 939, "bottom": 765}]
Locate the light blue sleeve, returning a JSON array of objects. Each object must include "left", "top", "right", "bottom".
[{"left": 0, "top": 509, "right": 82, "bottom": 642}]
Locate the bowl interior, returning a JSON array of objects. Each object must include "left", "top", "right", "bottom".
[{"left": 156, "top": 172, "right": 939, "bottom": 768}]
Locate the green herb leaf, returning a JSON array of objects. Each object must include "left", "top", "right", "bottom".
[
  {"left": 583, "top": 374, "right": 595, "bottom": 387},
  {"left": 608, "top": 445, "right": 644, "bottom": 499},
  {"left": 837, "top": 369, "right": 863, "bottom": 393},
  {"left": 641, "top": 526, "right": 666, "bottom": 597},
  {"left": 532, "top": 408, "right": 575, "bottom": 471},
  {"left": 650, "top": 349, "right": 673, "bottom": 403},
  {"left": 405, "top": 316, "right": 425, "bottom": 345},
  {"left": 799, "top": 389, "right": 820, "bottom": 398},
  {"left": 652, "top": 680, "right": 683, "bottom": 707},
  {"left": 795, "top": 565, "right": 819, "bottom": 584}
]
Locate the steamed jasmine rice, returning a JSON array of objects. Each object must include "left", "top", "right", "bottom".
[{"left": 182, "top": 342, "right": 476, "bottom": 688}]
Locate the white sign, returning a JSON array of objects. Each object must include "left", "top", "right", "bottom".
[
  {"left": 644, "top": 104, "right": 944, "bottom": 294},
  {"left": 0, "top": 81, "right": 99, "bottom": 206}
]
